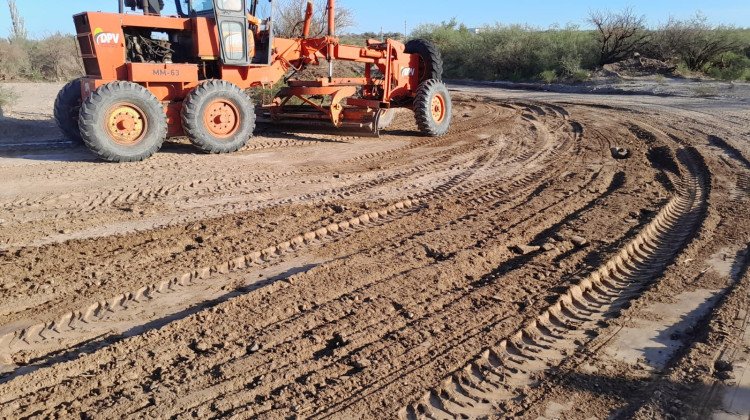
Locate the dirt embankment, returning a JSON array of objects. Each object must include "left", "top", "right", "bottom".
[{"left": 0, "top": 81, "right": 749, "bottom": 419}]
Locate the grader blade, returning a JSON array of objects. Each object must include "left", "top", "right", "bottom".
[{"left": 256, "top": 79, "right": 386, "bottom": 137}]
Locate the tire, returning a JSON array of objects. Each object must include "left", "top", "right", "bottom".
[
  {"left": 181, "top": 80, "right": 255, "bottom": 154},
  {"left": 377, "top": 108, "right": 396, "bottom": 130},
  {"left": 405, "top": 39, "right": 443, "bottom": 82},
  {"left": 414, "top": 79, "right": 452, "bottom": 137},
  {"left": 54, "top": 78, "right": 84, "bottom": 143},
  {"left": 79, "top": 81, "right": 167, "bottom": 162}
]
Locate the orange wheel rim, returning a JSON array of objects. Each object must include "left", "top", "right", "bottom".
[
  {"left": 105, "top": 103, "right": 147, "bottom": 145},
  {"left": 431, "top": 93, "right": 446, "bottom": 124},
  {"left": 204, "top": 99, "right": 241, "bottom": 138}
]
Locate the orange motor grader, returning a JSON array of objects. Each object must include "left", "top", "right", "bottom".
[{"left": 54, "top": 0, "right": 452, "bottom": 162}]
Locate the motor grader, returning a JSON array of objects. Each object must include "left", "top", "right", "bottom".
[{"left": 54, "top": 0, "right": 452, "bottom": 162}]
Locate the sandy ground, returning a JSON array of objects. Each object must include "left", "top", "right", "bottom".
[{"left": 0, "top": 80, "right": 748, "bottom": 419}]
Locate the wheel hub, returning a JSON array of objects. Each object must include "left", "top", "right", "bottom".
[
  {"left": 106, "top": 104, "right": 147, "bottom": 144},
  {"left": 431, "top": 94, "right": 446, "bottom": 124},
  {"left": 204, "top": 99, "right": 240, "bottom": 138}
]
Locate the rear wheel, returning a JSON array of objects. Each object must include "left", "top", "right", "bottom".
[
  {"left": 54, "top": 78, "right": 83, "bottom": 143},
  {"left": 181, "top": 80, "right": 255, "bottom": 154},
  {"left": 79, "top": 81, "right": 167, "bottom": 162},
  {"left": 414, "top": 79, "right": 452, "bottom": 137},
  {"left": 404, "top": 39, "right": 443, "bottom": 82}
]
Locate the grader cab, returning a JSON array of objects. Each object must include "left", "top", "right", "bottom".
[{"left": 54, "top": 0, "right": 452, "bottom": 162}]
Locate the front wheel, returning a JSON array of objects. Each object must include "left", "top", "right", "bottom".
[
  {"left": 377, "top": 108, "right": 396, "bottom": 130},
  {"left": 78, "top": 81, "right": 167, "bottom": 162},
  {"left": 181, "top": 80, "right": 255, "bottom": 154},
  {"left": 414, "top": 79, "right": 452, "bottom": 137}
]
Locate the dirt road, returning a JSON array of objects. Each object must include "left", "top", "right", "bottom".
[{"left": 0, "top": 82, "right": 748, "bottom": 419}]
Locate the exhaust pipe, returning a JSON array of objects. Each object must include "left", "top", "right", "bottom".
[{"left": 327, "top": 0, "right": 335, "bottom": 81}]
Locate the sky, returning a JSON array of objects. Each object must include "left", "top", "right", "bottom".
[{"left": 1, "top": 0, "right": 749, "bottom": 39}]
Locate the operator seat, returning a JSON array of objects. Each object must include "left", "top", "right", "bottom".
[{"left": 124, "top": 0, "right": 164, "bottom": 14}]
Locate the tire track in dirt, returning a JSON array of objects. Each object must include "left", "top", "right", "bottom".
[
  {"left": 0, "top": 101, "right": 517, "bottom": 249},
  {"left": 94, "top": 153, "right": 611, "bottom": 420},
  {"left": 0, "top": 120, "right": 528, "bottom": 316},
  {"left": 0, "top": 102, "right": 486, "bottom": 212},
  {"left": 0, "top": 165, "right": 624, "bottom": 420},
  {"left": 398, "top": 147, "right": 708, "bottom": 419},
  {"left": 209, "top": 162, "right": 621, "bottom": 420},
  {"left": 0, "top": 107, "right": 582, "bottom": 378},
  {"left": 0, "top": 99, "right": 568, "bottom": 320},
  {"left": 134, "top": 133, "right": 613, "bottom": 419},
  {"left": 0, "top": 106, "right": 604, "bottom": 416},
  {"left": 9, "top": 88, "right": 732, "bottom": 419}
]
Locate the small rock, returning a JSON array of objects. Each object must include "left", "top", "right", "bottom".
[
  {"left": 247, "top": 342, "right": 260, "bottom": 353},
  {"left": 624, "top": 218, "right": 639, "bottom": 224},
  {"left": 352, "top": 359, "right": 371, "bottom": 370},
  {"left": 542, "top": 243, "right": 556, "bottom": 252},
  {"left": 610, "top": 147, "right": 630, "bottom": 159},
  {"left": 331, "top": 332, "right": 349, "bottom": 348},
  {"left": 329, "top": 204, "right": 347, "bottom": 213},
  {"left": 194, "top": 341, "right": 210, "bottom": 352},
  {"left": 0, "top": 218, "right": 4, "bottom": 225},
  {"left": 511, "top": 245, "right": 541, "bottom": 255},
  {"left": 570, "top": 236, "right": 588, "bottom": 247}
]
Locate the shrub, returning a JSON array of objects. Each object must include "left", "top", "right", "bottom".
[
  {"left": 571, "top": 70, "right": 591, "bottom": 83},
  {"left": 0, "top": 39, "right": 31, "bottom": 80},
  {"left": 588, "top": 7, "right": 649, "bottom": 65},
  {"left": 410, "top": 21, "right": 599, "bottom": 81},
  {"left": 409, "top": 14, "right": 749, "bottom": 83},
  {"left": 0, "top": 84, "right": 19, "bottom": 113},
  {"left": 692, "top": 85, "right": 717, "bottom": 97},
  {"left": 538, "top": 70, "right": 557, "bottom": 84},
  {"left": 706, "top": 51, "right": 750, "bottom": 81},
  {"left": 28, "top": 33, "right": 84, "bottom": 81},
  {"left": 654, "top": 14, "right": 742, "bottom": 71}
]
